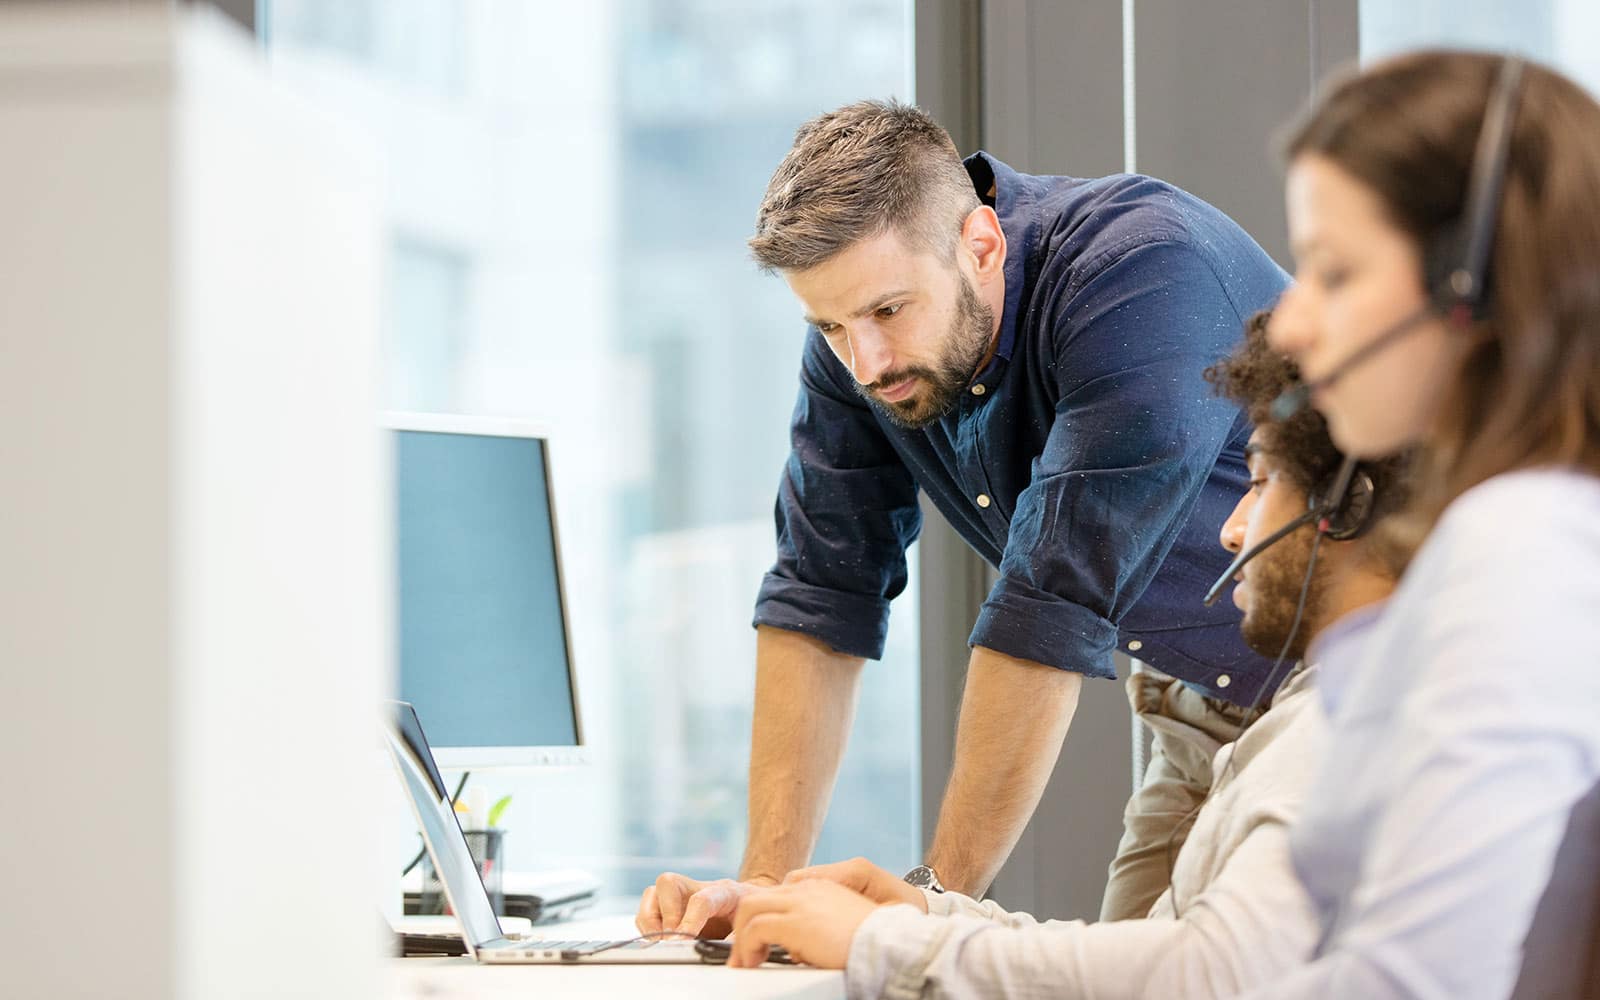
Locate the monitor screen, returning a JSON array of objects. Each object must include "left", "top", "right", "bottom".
[{"left": 391, "top": 416, "right": 582, "bottom": 765}]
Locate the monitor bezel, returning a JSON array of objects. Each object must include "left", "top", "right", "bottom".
[{"left": 383, "top": 411, "right": 588, "bottom": 769}]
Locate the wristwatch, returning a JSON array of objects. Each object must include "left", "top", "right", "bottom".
[{"left": 902, "top": 864, "right": 946, "bottom": 894}]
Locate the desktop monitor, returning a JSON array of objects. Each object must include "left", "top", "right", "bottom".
[{"left": 385, "top": 413, "right": 585, "bottom": 768}]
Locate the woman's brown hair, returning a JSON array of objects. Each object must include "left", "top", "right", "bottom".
[{"left": 1285, "top": 50, "right": 1600, "bottom": 538}]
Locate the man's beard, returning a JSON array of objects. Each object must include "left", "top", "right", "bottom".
[
  {"left": 1239, "top": 520, "right": 1329, "bottom": 662},
  {"left": 857, "top": 276, "right": 995, "bottom": 430}
]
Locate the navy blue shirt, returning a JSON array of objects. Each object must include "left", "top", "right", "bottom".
[{"left": 753, "top": 153, "right": 1289, "bottom": 705}]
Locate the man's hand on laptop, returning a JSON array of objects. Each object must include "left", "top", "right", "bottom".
[{"left": 636, "top": 873, "right": 779, "bottom": 939}]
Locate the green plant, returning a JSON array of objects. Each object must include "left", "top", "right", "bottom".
[{"left": 487, "top": 794, "right": 513, "bottom": 828}]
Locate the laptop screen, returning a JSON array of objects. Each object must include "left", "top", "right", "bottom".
[{"left": 384, "top": 701, "right": 505, "bottom": 949}]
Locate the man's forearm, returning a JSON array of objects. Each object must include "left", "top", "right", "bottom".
[
  {"left": 926, "top": 645, "right": 1083, "bottom": 896},
  {"left": 739, "top": 625, "right": 866, "bottom": 883}
]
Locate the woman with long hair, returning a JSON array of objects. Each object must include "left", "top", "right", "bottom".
[{"left": 1253, "top": 49, "right": 1600, "bottom": 998}]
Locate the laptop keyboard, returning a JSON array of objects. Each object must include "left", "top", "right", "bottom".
[{"left": 516, "top": 939, "right": 653, "bottom": 954}]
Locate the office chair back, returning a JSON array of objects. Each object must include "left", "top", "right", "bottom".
[{"left": 1510, "top": 777, "right": 1600, "bottom": 999}]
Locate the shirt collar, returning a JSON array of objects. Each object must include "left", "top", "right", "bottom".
[
  {"left": 963, "top": 152, "right": 1038, "bottom": 376},
  {"left": 1307, "top": 598, "right": 1390, "bottom": 716}
]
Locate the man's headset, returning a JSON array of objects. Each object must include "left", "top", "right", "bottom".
[
  {"left": 1270, "top": 56, "right": 1526, "bottom": 423},
  {"left": 1202, "top": 454, "right": 1376, "bottom": 607}
]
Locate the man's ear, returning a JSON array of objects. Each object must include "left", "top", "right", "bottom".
[{"left": 960, "top": 206, "right": 1006, "bottom": 283}]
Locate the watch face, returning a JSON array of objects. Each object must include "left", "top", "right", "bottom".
[{"left": 903, "top": 865, "right": 940, "bottom": 890}]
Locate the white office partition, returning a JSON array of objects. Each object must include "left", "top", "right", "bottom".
[{"left": 0, "top": 5, "right": 386, "bottom": 998}]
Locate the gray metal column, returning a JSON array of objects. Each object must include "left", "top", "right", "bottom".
[
  {"left": 913, "top": 0, "right": 990, "bottom": 862},
  {"left": 983, "top": 0, "right": 1127, "bottom": 177},
  {"left": 977, "top": 0, "right": 1135, "bottom": 919},
  {"left": 1134, "top": 0, "right": 1359, "bottom": 267}
]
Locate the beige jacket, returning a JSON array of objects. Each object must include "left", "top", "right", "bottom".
[{"left": 846, "top": 667, "right": 1329, "bottom": 1000}]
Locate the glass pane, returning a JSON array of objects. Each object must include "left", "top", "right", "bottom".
[
  {"left": 264, "top": 0, "right": 918, "bottom": 895},
  {"left": 1361, "top": 0, "right": 1600, "bottom": 95}
]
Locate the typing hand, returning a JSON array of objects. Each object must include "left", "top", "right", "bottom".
[
  {"left": 728, "top": 879, "right": 882, "bottom": 969},
  {"left": 783, "top": 857, "right": 929, "bottom": 911},
  {"left": 635, "top": 872, "right": 777, "bottom": 939}
]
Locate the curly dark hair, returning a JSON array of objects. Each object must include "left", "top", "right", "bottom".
[
  {"left": 1206, "top": 311, "right": 1413, "bottom": 570},
  {"left": 1205, "top": 312, "right": 1340, "bottom": 495}
]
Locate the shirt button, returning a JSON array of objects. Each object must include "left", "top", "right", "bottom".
[
  {"left": 976, "top": 494, "right": 991, "bottom": 509},
  {"left": 1217, "top": 674, "right": 1231, "bottom": 689},
  {"left": 1127, "top": 640, "right": 1143, "bottom": 652},
  {"left": 971, "top": 383, "right": 986, "bottom": 396}
]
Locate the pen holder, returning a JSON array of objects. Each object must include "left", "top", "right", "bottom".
[{"left": 420, "top": 828, "right": 506, "bottom": 916}]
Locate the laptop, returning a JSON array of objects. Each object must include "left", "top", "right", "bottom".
[{"left": 382, "top": 700, "right": 705, "bottom": 964}]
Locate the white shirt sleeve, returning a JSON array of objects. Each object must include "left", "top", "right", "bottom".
[{"left": 845, "top": 813, "right": 1320, "bottom": 1000}]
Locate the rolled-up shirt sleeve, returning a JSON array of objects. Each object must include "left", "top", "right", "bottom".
[
  {"left": 972, "top": 237, "right": 1250, "bottom": 676},
  {"left": 752, "top": 327, "right": 923, "bottom": 659}
]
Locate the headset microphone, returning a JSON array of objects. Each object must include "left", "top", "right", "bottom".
[
  {"left": 1268, "top": 305, "right": 1436, "bottom": 422},
  {"left": 1203, "top": 508, "right": 1318, "bottom": 607},
  {"left": 1202, "top": 455, "right": 1365, "bottom": 607},
  {"left": 1271, "top": 56, "right": 1525, "bottom": 424}
]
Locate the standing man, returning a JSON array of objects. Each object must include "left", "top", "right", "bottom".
[
  {"left": 715, "top": 310, "right": 1413, "bottom": 986},
  {"left": 638, "top": 100, "right": 1287, "bottom": 937}
]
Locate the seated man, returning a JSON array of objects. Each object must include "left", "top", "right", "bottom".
[{"left": 722, "top": 314, "right": 1411, "bottom": 999}]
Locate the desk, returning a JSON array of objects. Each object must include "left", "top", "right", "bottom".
[
  {"left": 390, "top": 959, "right": 845, "bottom": 999},
  {"left": 388, "top": 905, "right": 846, "bottom": 1000}
]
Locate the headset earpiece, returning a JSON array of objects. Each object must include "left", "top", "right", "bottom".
[
  {"left": 1429, "top": 56, "right": 1525, "bottom": 324},
  {"left": 1309, "top": 465, "right": 1377, "bottom": 542},
  {"left": 1425, "top": 224, "right": 1483, "bottom": 322}
]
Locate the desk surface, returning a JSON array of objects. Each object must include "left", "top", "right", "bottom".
[
  {"left": 390, "top": 959, "right": 845, "bottom": 999},
  {"left": 388, "top": 905, "right": 846, "bottom": 1000}
]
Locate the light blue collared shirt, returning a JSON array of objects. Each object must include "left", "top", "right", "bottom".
[
  {"left": 1240, "top": 468, "right": 1600, "bottom": 999},
  {"left": 1302, "top": 598, "right": 1388, "bottom": 718}
]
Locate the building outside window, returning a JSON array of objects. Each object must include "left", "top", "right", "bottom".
[{"left": 264, "top": 0, "right": 920, "bottom": 894}]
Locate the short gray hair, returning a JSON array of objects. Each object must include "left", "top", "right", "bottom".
[{"left": 749, "top": 100, "right": 980, "bottom": 272}]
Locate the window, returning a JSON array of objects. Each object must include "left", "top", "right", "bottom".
[
  {"left": 265, "top": 0, "right": 919, "bottom": 894},
  {"left": 1361, "top": 0, "right": 1600, "bottom": 96}
]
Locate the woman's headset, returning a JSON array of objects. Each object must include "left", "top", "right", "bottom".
[
  {"left": 1270, "top": 56, "right": 1527, "bottom": 423},
  {"left": 1178, "top": 55, "right": 1527, "bottom": 916},
  {"left": 1426, "top": 56, "right": 1526, "bottom": 326}
]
